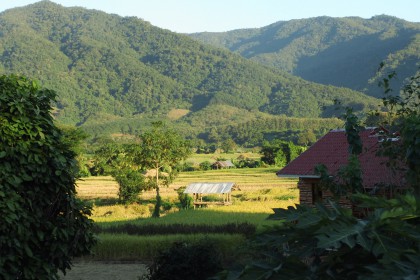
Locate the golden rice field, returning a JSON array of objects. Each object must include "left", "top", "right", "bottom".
[
  {"left": 62, "top": 167, "right": 298, "bottom": 279},
  {"left": 73, "top": 167, "right": 297, "bottom": 261},
  {"left": 76, "top": 167, "right": 299, "bottom": 224}
]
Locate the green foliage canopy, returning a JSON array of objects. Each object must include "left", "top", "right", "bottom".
[
  {"left": 0, "top": 74, "right": 96, "bottom": 279},
  {"left": 137, "top": 122, "right": 192, "bottom": 217},
  {"left": 260, "top": 140, "right": 304, "bottom": 166}
]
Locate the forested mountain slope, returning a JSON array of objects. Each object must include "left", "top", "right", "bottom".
[
  {"left": 0, "top": 1, "right": 377, "bottom": 141},
  {"left": 190, "top": 16, "right": 420, "bottom": 97}
]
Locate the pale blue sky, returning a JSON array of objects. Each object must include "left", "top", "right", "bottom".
[{"left": 1, "top": 0, "right": 419, "bottom": 33}]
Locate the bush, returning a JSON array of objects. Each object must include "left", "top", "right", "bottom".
[
  {"left": 161, "top": 199, "right": 174, "bottom": 211},
  {"left": 199, "top": 160, "right": 213, "bottom": 170},
  {"left": 142, "top": 241, "right": 222, "bottom": 280},
  {"left": 115, "top": 168, "right": 145, "bottom": 203},
  {"left": 177, "top": 186, "right": 194, "bottom": 209}
]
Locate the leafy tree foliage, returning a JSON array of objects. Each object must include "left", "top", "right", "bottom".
[
  {"left": 222, "top": 196, "right": 419, "bottom": 280},
  {"left": 260, "top": 140, "right": 304, "bottom": 166},
  {"left": 58, "top": 124, "right": 91, "bottom": 176},
  {"left": 115, "top": 167, "right": 145, "bottom": 203},
  {"left": 92, "top": 142, "right": 145, "bottom": 203},
  {"left": 137, "top": 122, "right": 191, "bottom": 217},
  {"left": 0, "top": 75, "right": 96, "bottom": 279},
  {"left": 176, "top": 186, "right": 194, "bottom": 209},
  {"left": 199, "top": 160, "right": 213, "bottom": 170},
  {"left": 375, "top": 67, "right": 420, "bottom": 195}
]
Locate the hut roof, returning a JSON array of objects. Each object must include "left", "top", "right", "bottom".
[
  {"left": 184, "top": 182, "right": 235, "bottom": 194},
  {"left": 212, "top": 160, "right": 235, "bottom": 168}
]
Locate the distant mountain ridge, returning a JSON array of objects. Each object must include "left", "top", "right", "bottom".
[
  {"left": 0, "top": 1, "right": 379, "bottom": 141},
  {"left": 190, "top": 15, "right": 420, "bottom": 97}
]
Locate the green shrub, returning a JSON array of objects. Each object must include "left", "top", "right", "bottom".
[
  {"left": 275, "top": 194, "right": 296, "bottom": 200},
  {"left": 177, "top": 186, "right": 194, "bottom": 209},
  {"left": 199, "top": 160, "right": 212, "bottom": 170},
  {"left": 202, "top": 195, "right": 220, "bottom": 202},
  {"left": 161, "top": 199, "right": 174, "bottom": 211},
  {"left": 115, "top": 168, "right": 144, "bottom": 203},
  {"left": 142, "top": 241, "right": 222, "bottom": 280}
]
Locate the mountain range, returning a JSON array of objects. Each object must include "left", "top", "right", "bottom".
[
  {"left": 190, "top": 15, "right": 420, "bottom": 97},
  {"left": 0, "top": 1, "right": 418, "bottom": 145}
]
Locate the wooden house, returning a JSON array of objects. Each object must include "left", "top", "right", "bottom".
[{"left": 276, "top": 128, "right": 406, "bottom": 211}]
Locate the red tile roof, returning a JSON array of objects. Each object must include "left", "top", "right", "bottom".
[{"left": 277, "top": 128, "right": 405, "bottom": 188}]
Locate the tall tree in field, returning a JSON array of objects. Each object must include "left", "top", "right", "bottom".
[
  {"left": 138, "top": 122, "right": 191, "bottom": 217},
  {"left": 0, "top": 75, "right": 96, "bottom": 279}
]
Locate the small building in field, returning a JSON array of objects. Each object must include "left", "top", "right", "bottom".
[
  {"left": 276, "top": 128, "right": 406, "bottom": 213},
  {"left": 212, "top": 160, "right": 235, "bottom": 169},
  {"left": 184, "top": 182, "right": 237, "bottom": 208}
]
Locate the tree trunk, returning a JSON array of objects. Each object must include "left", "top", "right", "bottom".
[{"left": 153, "top": 163, "right": 161, "bottom": 218}]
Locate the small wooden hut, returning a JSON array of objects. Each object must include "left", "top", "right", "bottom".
[
  {"left": 212, "top": 160, "right": 235, "bottom": 169},
  {"left": 183, "top": 182, "right": 236, "bottom": 208}
]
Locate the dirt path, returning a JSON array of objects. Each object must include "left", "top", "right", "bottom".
[{"left": 59, "top": 262, "right": 148, "bottom": 280}]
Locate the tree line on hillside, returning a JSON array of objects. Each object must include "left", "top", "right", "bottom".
[{"left": 78, "top": 109, "right": 343, "bottom": 149}]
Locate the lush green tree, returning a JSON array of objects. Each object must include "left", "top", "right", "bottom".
[
  {"left": 221, "top": 138, "right": 237, "bottom": 153},
  {"left": 376, "top": 68, "right": 420, "bottom": 195},
  {"left": 115, "top": 167, "right": 145, "bottom": 203},
  {"left": 91, "top": 142, "right": 125, "bottom": 176},
  {"left": 199, "top": 160, "right": 213, "bottom": 171},
  {"left": 137, "top": 122, "right": 191, "bottom": 217},
  {"left": 177, "top": 186, "right": 194, "bottom": 209},
  {"left": 92, "top": 142, "right": 146, "bottom": 203},
  {"left": 0, "top": 75, "right": 96, "bottom": 279},
  {"left": 297, "top": 129, "right": 317, "bottom": 146},
  {"left": 58, "top": 124, "right": 91, "bottom": 176},
  {"left": 261, "top": 140, "right": 304, "bottom": 166}
]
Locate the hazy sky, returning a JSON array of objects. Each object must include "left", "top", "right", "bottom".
[{"left": 1, "top": 0, "right": 419, "bottom": 33}]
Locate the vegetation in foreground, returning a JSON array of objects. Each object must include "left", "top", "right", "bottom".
[{"left": 0, "top": 75, "right": 97, "bottom": 279}]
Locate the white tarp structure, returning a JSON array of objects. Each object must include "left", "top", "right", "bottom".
[
  {"left": 184, "top": 182, "right": 235, "bottom": 194},
  {"left": 184, "top": 182, "right": 236, "bottom": 207}
]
